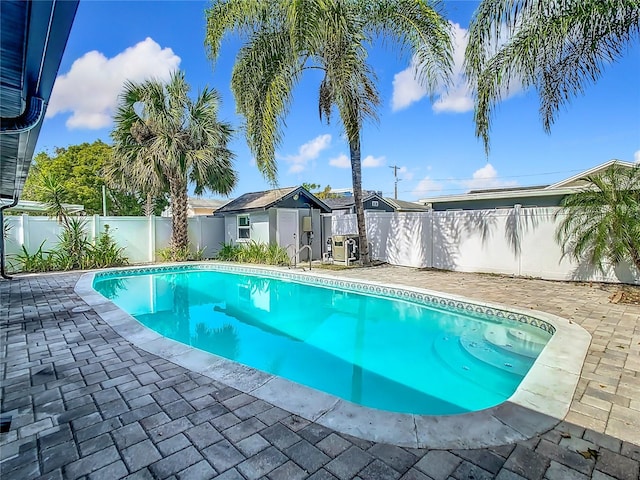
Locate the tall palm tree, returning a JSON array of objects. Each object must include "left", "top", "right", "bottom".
[
  {"left": 206, "top": 0, "right": 453, "bottom": 265},
  {"left": 111, "top": 71, "right": 237, "bottom": 251},
  {"left": 556, "top": 164, "right": 640, "bottom": 273},
  {"left": 465, "top": 0, "right": 640, "bottom": 152}
]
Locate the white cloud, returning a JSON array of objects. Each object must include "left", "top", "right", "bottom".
[
  {"left": 284, "top": 134, "right": 332, "bottom": 173},
  {"left": 460, "top": 163, "right": 518, "bottom": 191},
  {"left": 392, "top": 22, "right": 522, "bottom": 114},
  {"left": 431, "top": 22, "right": 474, "bottom": 113},
  {"left": 634, "top": 150, "right": 640, "bottom": 163},
  {"left": 391, "top": 66, "right": 428, "bottom": 111},
  {"left": 412, "top": 176, "right": 443, "bottom": 198},
  {"left": 392, "top": 23, "right": 471, "bottom": 113},
  {"left": 362, "top": 155, "right": 385, "bottom": 168},
  {"left": 329, "top": 153, "right": 350, "bottom": 168},
  {"left": 47, "top": 38, "right": 181, "bottom": 129},
  {"left": 399, "top": 166, "right": 414, "bottom": 181}
]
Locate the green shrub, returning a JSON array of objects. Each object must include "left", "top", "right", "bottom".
[
  {"left": 54, "top": 217, "right": 91, "bottom": 270},
  {"left": 266, "top": 243, "right": 290, "bottom": 265},
  {"left": 157, "top": 244, "right": 206, "bottom": 262},
  {"left": 87, "top": 225, "right": 128, "bottom": 268},
  {"left": 216, "top": 242, "right": 242, "bottom": 261},
  {"left": 10, "top": 221, "right": 128, "bottom": 273},
  {"left": 13, "top": 241, "right": 57, "bottom": 273},
  {"left": 215, "top": 241, "right": 290, "bottom": 265}
]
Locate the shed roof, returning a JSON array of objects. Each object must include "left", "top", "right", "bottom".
[{"left": 214, "top": 186, "right": 331, "bottom": 214}]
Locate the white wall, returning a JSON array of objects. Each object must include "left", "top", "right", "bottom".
[
  {"left": 222, "top": 212, "right": 269, "bottom": 245},
  {"left": 250, "top": 212, "right": 270, "bottom": 244},
  {"left": 4, "top": 214, "right": 226, "bottom": 264},
  {"left": 326, "top": 208, "right": 639, "bottom": 285}
]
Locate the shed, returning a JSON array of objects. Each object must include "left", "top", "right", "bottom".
[{"left": 214, "top": 186, "right": 331, "bottom": 261}]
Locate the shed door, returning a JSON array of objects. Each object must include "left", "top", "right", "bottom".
[{"left": 277, "top": 209, "right": 299, "bottom": 262}]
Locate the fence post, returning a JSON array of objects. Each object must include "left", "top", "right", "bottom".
[
  {"left": 428, "top": 209, "right": 434, "bottom": 268},
  {"left": 148, "top": 215, "right": 156, "bottom": 263},
  {"left": 92, "top": 215, "right": 99, "bottom": 242},
  {"left": 20, "top": 214, "right": 29, "bottom": 251},
  {"left": 514, "top": 204, "right": 522, "bottom": 276},
  {"left": 196, "top": 216, "right": 202, "bottom": 252}
]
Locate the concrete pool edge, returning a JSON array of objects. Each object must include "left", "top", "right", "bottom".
[{"left": 75, "top": 262, "right": 592, "bottom": 449}]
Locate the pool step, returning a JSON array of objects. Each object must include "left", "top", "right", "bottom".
[
  {"left": 483, "top": 328, "right": 547, "bottom": 359},
  {"left": 459, "top": 335, "right": 532, "bottom": 377},
  {"left": 432, "top": 335, "right": 519, "bottom": 400}
]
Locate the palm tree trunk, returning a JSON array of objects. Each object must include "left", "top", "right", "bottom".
[
  {"left": 630, "top": 243, "right": 640, "bottom": 273},
  {"left": 349, "top": 135, "right": 370, "bottom": 265},
  {"left": 169, "top": 177, "right": 189, "bottom": 251},
  {"left": 144, "top": 192, "right": 155, "bottom": 217}
]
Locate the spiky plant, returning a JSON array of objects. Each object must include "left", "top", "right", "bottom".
[{"left": 555, "top": 164, "right": 640, "bottom": 273}]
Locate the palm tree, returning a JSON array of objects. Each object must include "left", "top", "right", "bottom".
[
  {"left": 465, "top": 0, "right": 640, "bottom": 152},
  {"left": 39, "top": 173, "right": 70, "bottom": 227},
  {"left": 104, "top": 154, "right": 166, "bottom": 217},
  {"left": 206, "top": 0, "right": 453, "bottom": 264},
  {"left": 111, "top": 71, "right": 237, "bottom": 251},
  {"left": 555, "top": 164, "right": 640, "bottom": 273}
]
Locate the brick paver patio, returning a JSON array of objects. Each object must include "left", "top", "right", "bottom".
[{"left": 1, "top": 266, "right": 639, "bottom": 479}]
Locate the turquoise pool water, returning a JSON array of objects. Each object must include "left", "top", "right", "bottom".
[{"left": 93, "top": 267, "right": 552, "bottom": 415}]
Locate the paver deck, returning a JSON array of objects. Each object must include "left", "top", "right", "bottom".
[{"left": 1, "top": 266, "right": 639, "bottom": 479}]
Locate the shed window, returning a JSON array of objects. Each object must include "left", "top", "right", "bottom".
[
  {"left": 371, "top": 200, "right": 379, "bottom": 207},
  {"left": 237, "top": 215, "right": 250, "bottom": 240}
]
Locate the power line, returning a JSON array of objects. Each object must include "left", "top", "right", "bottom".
[{"left": 395, "top": 167, "right": 587, "bottom": 184}]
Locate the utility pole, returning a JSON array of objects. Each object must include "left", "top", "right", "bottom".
[{"left": 389, "top": 165, "right": 400, "bottom": 199}]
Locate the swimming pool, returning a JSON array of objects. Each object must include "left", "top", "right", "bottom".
[
  {"left": 93, "top": 264, "right": 553, "bottom": 415},
  {"left": 77, "top": 263, "right": 590, "bottom": 447}
]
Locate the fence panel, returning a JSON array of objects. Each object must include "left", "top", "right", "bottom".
[
  {"left": 3, "top": 215, "right": 227, "bottom": 266},
  {"left": 432, "top": 209, "right": 519, "bottom": 275},
  {"left": 327, "top": 208, "right": 638, "bottom": 284},
  {"left": 4, "top": 209, "right": 638, "bottom": 284}
]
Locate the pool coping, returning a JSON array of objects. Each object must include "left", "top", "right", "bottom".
[{"left": 74, "top": 262, "right": 592, "bottom": 449}]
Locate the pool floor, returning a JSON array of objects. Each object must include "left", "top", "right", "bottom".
[{"left": 93, "top": 269, "right": 551, "bottom": 415}]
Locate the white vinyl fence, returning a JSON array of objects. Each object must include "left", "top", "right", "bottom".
[
  {"left": 326, "top": 207, "right": 640, "bottom": 285},
  {"left": 4, "top": 207, "right": 638, "bottom": 285},
  {"left": 3, "top": 214, "right": 225, "bottom": 264}
]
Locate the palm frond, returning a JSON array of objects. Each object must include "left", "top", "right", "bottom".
[{"left": 466, "top": 0, "right": 640, "bottom": 153}]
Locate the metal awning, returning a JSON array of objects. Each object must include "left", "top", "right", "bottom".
[
  {"left": 0, "top": 0, "right": 79, "bottom": 202},
  {"left": 1, "top": 0, "right": 78, "bottom": 278}
]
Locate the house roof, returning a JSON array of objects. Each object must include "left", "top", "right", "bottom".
[
  {"left": 12, "top": 199, "right": 84, "bottom": 214},
  {"left": 214, "top": 186, "right": 331, "bottom": 214},
  {"left": 323, "top": 193, "right": 390, "bottom": 210},
  {"left": 418, "top": 160, "right": 638, "bottom": 205},
  {"left": 188, "top": 198, "right": 231, "bottom": 210},
  {"left": 323, "top": 193, "right": 429, "bottom": 212},
  {"left": 383, "top": 198, "right": 431, "bottom": 212},
  {"left": 546, "top": 159, "right": 635, "bottom": 189},
  {"left": 323, "top": 196, "right": 357, "bottom": 210},
  {"left": 0, "top": 0, "right": 79, "bottom": 203}
]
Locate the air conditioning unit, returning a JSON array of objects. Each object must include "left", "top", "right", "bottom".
[{"left": 332, "top": 234, "right": 359, "bottom": 262}]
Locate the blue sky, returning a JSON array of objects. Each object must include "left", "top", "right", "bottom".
[{"left": 40, "top": 0, "right": 640, "bottom": 201}]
